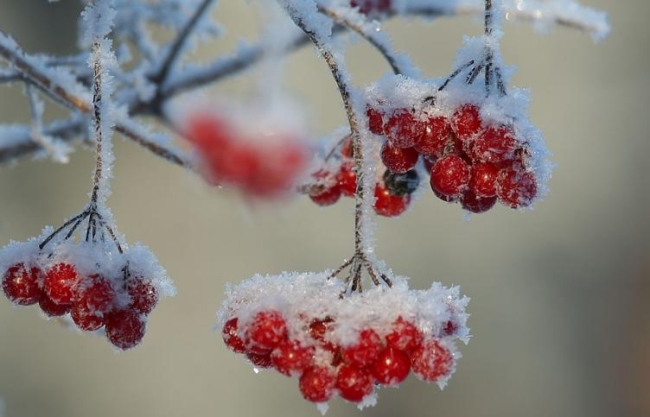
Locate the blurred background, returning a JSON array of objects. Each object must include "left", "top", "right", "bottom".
[{"left": 0, "top": 1, "right": 647, "bottom": 416}]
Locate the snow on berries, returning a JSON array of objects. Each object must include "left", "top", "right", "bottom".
[
  {"left": 217, "top": 271, "right": 469, "bottom": 408},
  {"left": 181, "top": 100, "right": 312, "bottom": 200},
  {"left": 0, "top": 229, "right": 174, "bottom": 350}
]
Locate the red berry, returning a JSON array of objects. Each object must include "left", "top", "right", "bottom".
[
  {"left": 246, "top": 351, "right": 273, "bottom": 368},
  {"left": 245, "top": 141, "right": 309, "bottom": 198},
  {"left": 39, "top": 294, "right": 70, "bottom": 316},
  {"left": 451, "top": 104, "right": 482, "bottom": 140},
  {"left": 105, "top": 309, "right": 146, "bottom": 350},
  {"left": 373, "top": 184, "right": 410, "bottom": 217},
  {"left": 299, "top": 366, "right": 336, "bottom": 403},
  {"left": 341, "top": 328, "right": 382, "bottom": 368},
  {"left": 127, "top": 277, "right": 158, "bottom": 315},
  {"left": 43, "top": 263, "right": 79, "bottom": 306},
  {"left": 310, "top": 185, "right": 342, "bottom": 206},
  {"left": 244, "top": 310, "right": 288, "bottom": 354},
  {"left": 371, "top": 347, "right": 411, "bottom": 386},
  {"left": 366, "top": 107, "right": 385, "bottom": 135},
  {"left": 460, "top": 191, "right": 497, "bottom": 213},
  {"left": 271, "top": 339, "right": 314, "bottom": 376},
  {"left": 411, "top": 339, "right": 454, "bottom": 382},
  {"left": 337, "top": 162, "right": 357, "bottom": 197},
  {"left": 384, "top": 109, "right": 421, "bottom": 149},
  {"left": 340, "top": 136, "right": 354, "bottom": 158},
  {"left": 336, "top": 364, "right": 374, "bottom": 403},
  {"left": 496, "top": 168, "right": 538, "bottom": 208},
  {"left": 222, "top": 317, "right": 246, "bottom": 353},
  {"left": 71, "top": 277, "right": 116, "bottom": 331},
  {"left": 380, "top": 142, "right": 419, "bottom": 173},
  {"left": 385, "top": 317, "right": 422, "bottom": 353},
  {"left": 430, "top": 155, "right": 471, "bottom": 198},
  {"left": 415, "top": 116, "right": 452, "bottom": 157},
  {"left": 308, "top": 317, "right": 334, "bottom": 343},
  {"left": 469, "top": 162, "right": 499, "bottom": 197},
  {"left": 471, "top": 125, "right": 517, "bottom": 164},
  {"left": 2, "top": 263, "right": 42, "bottom": 305}
]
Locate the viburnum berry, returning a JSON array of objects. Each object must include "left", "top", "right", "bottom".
[
  {"left": 337, "top": 162, "right": 357, "bottom": 197},
  {"left": 2, "top": 263, "right": 42, "bottom": 306},
  {"left": 310, "top": 186, "right": 342, "bottom": 206},
  {"left": 383, "top": 170, "right": 420, "bottom": 197},
  {"left": 71, "top": 277, "right": 116, "bottom": 331},
  {"left": 340, "top": 136, "right": 354, "bottom": 158},
  {"left": 385, "top": 317, "right": 422, "bottom": 353},
  {"left": 380, "top": 142, "right": 419, "bottom": 174},
  {"left": 365, "top": 106, "right": 385, "bottom": 135},
  {"left": 384, "top": 109, "right": 421, "bottom": 149},
  {"left": 307, "top": 316, "right": 334, "bottom": 343},
  {"left": 460, "top": 191, "right": 497, "bottom": 213},
  {"left": 105, "top": 309, "right": 146, "bottom": 350},
  {"left": 451, "top": 104, "right": 482, "bottom": 140},
  {"left": 271, "top": 339, "right": 314, "bottom": 376},
  {"left": 336, "top": 364, "right": 374, "bottom": 403},
  {"left": 43, "top": 263, "right": 79, "bottom": 306},
  {"left": 415, "top": 116, "right": 452, "bottom": 157},
  {"left": 246, "top": 351, "right": 273, "bottom": 368},
  {"left": 39, "top": 294, "right": 70, "bottom": 317},
  {"left": 341, "top": 328, "right": 382, "bottom": 368},
  {"left": 126, "top": 277, "right": 158, "bottom": 315},
  {"left": 496, "top": 167, "right": 538, "bottom": 208},
  {"left": 222, "top": 317, "right": 247, "bottom": 353},
  {"left": 411, "top": 339, "right": 454, "bottom": 382},
  {"left": 469, "top": 162, "right": 499, "bottom": 197},
  {"left": 471, "top": 125, "right": 517, "bottom": 165},
  {"left": 371, "top": 347, "right": 411, "bottom": 386},
  {"left": 430, "top": 154, "right": 471, "bottom": 198},
  {"left": 299, "top": 366, "right": 336, "bottom": 403},
  {"left": 373, "top": 184, "right": 410, "bottom": 217},
  {"left": 244, "top": 310, "right": 288, "bottom": 354}
]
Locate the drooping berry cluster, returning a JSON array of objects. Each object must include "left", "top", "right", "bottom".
[
  {"left": 218, "top": 271, "right": 469, "bottom": 408},
  {"left": 307, "top": 137, "right": 420, "bottom": 217},
  {"left": 0, "top": 234, "right": 174, "bottom": 350},
  {"left": 183, "top": 107, "right": 311, "bottom": 200}
]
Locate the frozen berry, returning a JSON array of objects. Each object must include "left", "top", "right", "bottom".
[
  {"left": 246, "top": 351, "right": 273, "bottom": 368},
  {"left": 373, "top": 184, "right": 410, "bottom": 217},
  {"left": 497, "top": 167, "right": 538, "bottom": 208},
  {"left": 341, "top": 136, "right": 354, "bottom": 158},
  {"left": 383, "top": 170, "right": 420, "bottom": 197},
  {"left": 451, "top": 104, "right": 482, "bottom": 140},
  {"left": 272, "top": 339, "right": 314, "bottom": 376},
  {"left": 222, "top": 317, "right": 246, "bottom": 353},
  {"left": 469, "top": 162, "right": 499, "bottom": 197},
  {"left": 385, "top": 317, "right": 422, "bottom": 353},
  {"left": 366, "top": 107, "right": 385, "bottom": 135},
  {"left": 71, "top": 277, "right": 116, "bottom": 331},
  {"left": 471, "top": 125, "right": 517, "bottom": 165},
  {"left": 430, "top": 155, "right": 471, "bottom": 198},
  {"left": 415, "top": 116, "right": 452, "bottom": 157},
  {"left": 411, "top": 339, "right": 454, "bottom": 382},
  {"left": 337, "top": 162, "right": 357, "bottom": 197},
  {"left": 299, "top": 366, "right": 336, "bottom": 403},
  {"left": 2, "top": 263, "right": 42, "bottom": 306},
  {"left": 127, "top": 277, "right": 158, "bottom": 315},
  {"left": 341, "top": 328, "right": 382, "bottom": 368},
  {"left": 384, "top": 109, "right": 421, "bottom": 149},
  {"left": 39, "top": 294, "right": 70, "bottom": 317},
  {"left": 310, "top": 185, "right": 342, "bottom": 206},
  {"left": 244, "top": 310, "right": 288, "bottom": 354},
  {"left": 371, "top": 347, "right": 411, "bottom": 386},
  {"left": 460, "top": 191, "right": 497, "bottom": 213},
  {"left": 336, "top": 364, "right": 374, "bottom": 402},
  {"left": 380, "top": 142, "right": 419, "bottom": 173},
  {"left": 105, "top": 309, "right": 146, "bottom": 350},
  {"left": 43, "top": 263, "right": 79, "bottom": 306}
]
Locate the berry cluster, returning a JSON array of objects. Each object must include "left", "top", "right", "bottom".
[
  {"left": 367, "top": 102, "right": 539, "bottom": 212},
  {"left": 218, "top": 271, "right": 469, "bottom": 408},
  {"left": 308, "top": 137, "right": 420, "bottom": 217},
  {"left": 0, "top": 235, "right": 174, "bottom": 350},
  {"left": 184, "top": 110, "right": 311, "bottom": 200}
]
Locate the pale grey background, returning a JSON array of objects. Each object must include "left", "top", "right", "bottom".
[{"left": 0, "top": 1, "right": 648, "bottom": 417}]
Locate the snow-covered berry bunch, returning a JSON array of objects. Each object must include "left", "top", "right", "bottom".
[
  {"left": 218, "top": 271, "right": 468, "bottom": 409},
  {"left": 0, "top": 224, "right": 174, "bottom": 350},
  {"left": 307, "top": 136, "right": 419, "bottom": 217},
  {"left": 181, "top": 100, "right": 312, "bottom": 200}
]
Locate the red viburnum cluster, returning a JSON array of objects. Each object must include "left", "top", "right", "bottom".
[
  {"left": 184, "top": 111, "right": 311, "bottom": 200},
  {"left": 0, "top": 236, "right": 173, "bottom": 350},
  {"left": 308, "top": 137, "right": 419, "bottom": 217},
  {"left": 367, "top": 102, "right": 539, "bottom": 212},
  {"left": 217, "top": 272, "right": 469, "bottom": 408}
]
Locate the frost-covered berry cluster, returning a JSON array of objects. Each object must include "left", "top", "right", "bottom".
[
  {"left": 0, "top": 231, "right": 173, "bottom": 350},
  {"left": 218, "top": 271, "right": 469, "bottom": 408}
]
